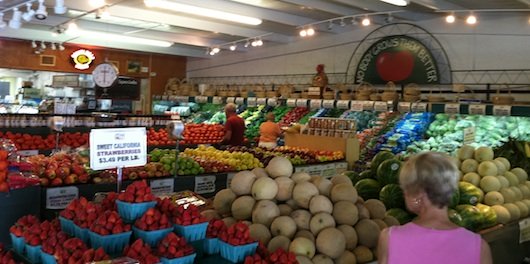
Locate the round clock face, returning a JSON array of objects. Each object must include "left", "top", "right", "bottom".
[{"left": 92, "top": 63, "right": 119, "bottom": 88}]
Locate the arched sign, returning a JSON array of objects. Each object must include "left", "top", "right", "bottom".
[{"left": 355, "top": 35, "right": 440, "bottom": 84}]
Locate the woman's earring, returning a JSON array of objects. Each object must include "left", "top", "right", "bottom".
[{"left": 414, "top": 198, "right": 421, "bottom": 205}]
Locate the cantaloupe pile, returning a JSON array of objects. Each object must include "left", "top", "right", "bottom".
[
  {"left": 210, "top": 156, "right": 400, "bottom": 264},
  {"left": 456, "top": 145, "right": 530, "bottom": 224}
]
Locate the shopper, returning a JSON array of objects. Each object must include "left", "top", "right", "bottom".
[
  {"left": 377, "top": 152, "right": 492, "bottom": 264},
  {"left": 222, "top": 103, "right": 245, "bottom": 146},
  {"left": 258, "top": 112, "right": 282, "bottom": 149}
]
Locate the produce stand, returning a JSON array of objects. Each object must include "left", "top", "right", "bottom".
[{"left": 481, "top": 220, "right": 530, "bottom": 264}]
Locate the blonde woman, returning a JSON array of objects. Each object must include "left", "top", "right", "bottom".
[{"left": 377, "top": 152, "right": 492, "bottom": 264}]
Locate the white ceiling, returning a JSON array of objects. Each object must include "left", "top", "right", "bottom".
[{"left": 0, "top": 0, "right": 528, "bottom": 58}]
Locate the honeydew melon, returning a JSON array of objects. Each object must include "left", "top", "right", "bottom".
[
  {"left": 477, "top": 161, "right": 498, "bottom": 177},
  {"left": 480, "top": 176, "right": 501, "bottom": 192},
  {"left": 514, "top": 201, "right": 529, "bottom": 218},
  {"left": 492, "top": 160, "right": 507, "bottom": 175},
  {"left": 474, "top": 147, "right": 494, "bottom": 162},
  {"left": 494, "top": 157, "right": 511, "bottom": 171},
  {"left": 497, "top": 176, "right": 510, "bottom": 188},
  {"left": 461, "top": 159, "right": 479, "bottom": 174},
  {"left": 504, "top": 171, "right": 519, "bottom": 187},
  {"left": 484, "top": 191, "right": 504, "bottom": 206},
  {"left": 463, "top": 172, "right": 481, "bottom": 186},
  {"left": 491, "top": 205, "right": 511, "bottom": 224},
  {"left": 503, "top": 203, "right": 521, "bottom": 221},
  {"left": 457, "top": 145, "right": 475, "bottom": 161},
  {"left": 511, "top": 168, "right": 528, "bottom": 183}
]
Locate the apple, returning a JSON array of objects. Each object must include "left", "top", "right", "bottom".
[
  {"left": 376, "top": 50, "right": 415, "bottom": 82},
  {"left": 50, "top": 178, "right": 63, "bottom": 186},
  {"left": 64, "top": 174, "right": 78, "bottom": 185}
]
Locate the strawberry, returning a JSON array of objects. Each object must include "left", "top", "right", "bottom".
[
  {"left": 172, "top": 204, "right": 207, "bottom": 226},
  {"left": 219, "top": 221, "right": 256, "bottom": 246},
  {"left": 134, "top": 208, "right": 172, "bottom": 231},
  {"left": 90, "top": 210, "right": 130, "bottom": 235},
  {"left": 157, "top": 233, "right": 194, "bottom": 259},
  {"left": 124, "top": 239, "right": 159, "bottom": 264},
  {"left": 118, "top": 180, "right": 155, "bottom": 203}
]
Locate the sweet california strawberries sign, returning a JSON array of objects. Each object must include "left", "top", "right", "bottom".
[{"left": 354, "top": 35, "right": 440, "bottom": 84}]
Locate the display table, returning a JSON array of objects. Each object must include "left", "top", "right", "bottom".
[{"left": 481, "top": 220, "right": 530, "bottom": 264}]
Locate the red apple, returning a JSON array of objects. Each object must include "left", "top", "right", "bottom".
[{"left": 376, "top": 50, "right": 415, "bottom": 82}]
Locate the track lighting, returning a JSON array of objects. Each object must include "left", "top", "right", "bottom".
[
  {"left": 51, "top": 42, "right": 57, "bottom": 50},
  {"left": 229, "top": 44, "right": 236, "bottom": 51},
  {"left": 299, "top": 28, "right": 307, "bottom": 37},
  {"left": 379, "top": 0, "right": 409, "bottom": 6},
  {"left": 34, "top": 0, "right": 48, "bottom": 20},
  {"left": 244, "top": 40, "right": 250, "bottom": 48},
  {"left": 327, "top": 21, "right": 333, "bottom": 30},
  {"left": 251, "top": 39, "right": 258, "bottom": 47},
  {"left": 22, "top": 3, "right": 35, "bottom": 22},
  {"left": 446, "top": 13, "right": 455, "bottom": 23},
  {"left": 466, "top": 14, "right": 477, "bottom": 24},
  {"left": 66, "top": 22, "right": 79, "bottom": 35},
  {"left": 58, "top": 43, "right": 65, "bottom": 51},
  {"left": 306, "top": 27, "right": 315, "bottom": 36},
  {"left": 54, "top": 0, "right": 67, "bottom": 14},
  {"left": 256, "top": 39, "right": 263, "bottom": 46},
  {"left": 40, "top": 41, "right": 46, "bottom": 49},
  {"left": 340, "top": 19, "right": 346, "bottom": 27},
  {"left": 362, "top": 17, "right": 370, "bottom": 26},
  {"left": 31, "top": 40, "right": 37, "bottom": 48},
  {"left": 9, "top": 8, "right": 22, "bottom": 29},
  {"left": 0, "top": 13, "right": 6, "bottom": 29},
  {"left": 351, "top": 17, "right": 358, "bottom": 25}
]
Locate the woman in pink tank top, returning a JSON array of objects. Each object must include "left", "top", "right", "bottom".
[{"left": 377, "top": 152, "right": 492, "bottom": 264}]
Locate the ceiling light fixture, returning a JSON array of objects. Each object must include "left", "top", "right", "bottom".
[
  {"left": 299, "top": 28, "right": 307, "bottom": 37},
  {"left": 58, "top": 43, "right": 65, "bottom": 50},
  {"left": 229, "top": 44, "right": 236, "bottom": 51},
  {"left": 54, "top": 0, "right": 67, "bottom": 15},
  {"left": 31, "top": 40, "right": 37, "bottom": 48},
  {"left": 0, "top": 13, "right": 6, "bottom": 29},
  {"left": 34, "top": 0, "right": 48, "bottom": 20},
  {"left": 89, "top": 0, "right": 106, "bottom": 7},
  {"left": 144, "top": 0, "right": 262, "bottom": 25},
  {"left": 340, "top": 19, "right": 346, "bottom": 27},
  {"left": 446, "top": 13, "right": 455, "bottom": 23},
  {"left": 379, "top": 0, "right": 409, "bottom": 7},
  {"left": 306, "top": 27, "right": 315, "bottom": 36},
  {"left": 66, "top": 22, "right": 79, "bottom": 35},
  {"left": 362, "top": 17, "right": 370, "bottom": 26},
  {"left": 51, "top": 42, "right": 57, "bottom": 50},
  {"left": 244, "top": 40, "right": 250, "bottom": 48},
  {"left": 351, "top": 17, "right": 358, "bottom": 25},
  {"left": 22, "top": 3, "right": 35, "bottom": 22},
  {"left": 256, "top": 38, "right": 263, "bottom": 46},
  {"left": 84, "top": 30, "right": 173, "bottom": 47},
  {"left": 251, "top": 39, "right": 258, "bottom": 47},
  {"left": 40, "top": 41, "right": 46, "bottom": 49},
  {"left": 466, "top": 13, "right": 477, "bottom": 24},
  {"left": 327, "top": 21, "right": 333, "bottom": 30},
  {"left": 9, "top": 8, "right": 22, "bottom": 29}
]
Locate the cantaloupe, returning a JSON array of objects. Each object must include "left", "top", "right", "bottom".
[
  {"left": 504, "top": 171, "right": 519, "bottom": 186},
  {"left": 523, "top": 199, "right": 530, "bottom": 210},
  {"left": 312, "top": 254, "right": 334, "bottom": 264},
  {"left": 331, "top": 175, "right": 353, "bottom": 186},
  {"left": 309, "top": 195, "right": 333, "bottom": 215},
  {"left": 293, "top": 181, "right": 319, "bottom": 208},
  {"left": 275, "top": 177, "right": 295, "bottom": 201},
  {"left": 491, "top": 205, "right": 511, "bottom": 224},
  {"left": 461, "top": 159, "right": 479, "bottom": 173},
  {"left": 337, "top": 225, "right": 358, "bottom": 250},
  {"left": 295, "top": 256, "right": 312, "bottom": 264},
  {"left": 511, "top": 187, "right": 523, "bottom": 201},
  {"left": 372, "top": 219, "right": 388, "bottom": 230},
  {"left": 252, "top": 177, "right": 279, "bottom": 200},
  {"left": 231, "top": 171, "right": 257, "bottom": 196},
  {"left": 355, "top": 219, "right": 381, "bottom": 248},
  {"left": 492, "top": 160, "right": 507, "bottom": 175},
  {"left": 271, "top": 216, "right": 297, "bottom": 239},
  {"left": 249, "top": 223, "right": 272, "bottom": 245},
  {"left": 222, "top": 217, "right": 236, "bottom": 227},
  {"left": 484, "top": 191, "right": 504, "bottom": 206},
  {"left": 291, "top": 209, "right": 312, "bottom": 230},
  {"left": 480, "top": 176, "right": 501, "bottom": 192},
  {"left": 335, "top": 250, "right": 357, "bottom": 264},
  {"left": 286, "top": 199, "right": 300, "bottom": 210},
  {"left": 231, "top": 195, "right": 256, "bottom": 220},
  {"left": 514, "top": 201, "right": 529, "bottom": 218},
  {"left": 503, "top": 203, "right": 521, "bottom": 221},
  {"left": 331, "top": 183, "right": 358, "bottom": 203},
  {"left": 268, "top": 235, "right": 291, "bottom": 252},
  {"left": 310, "top": 212, "right": 336, "bottom": 236},
  {"left": 266, "top": 156, "right": 293, "bottom": 178},
  {"left": 279, "top": 204, "right": 293, "bottom": 216},
  {"left": 497, "top": 176, "right": 510, "bottom": 188},
  {"left": 295, "top": 230, "right": 315, "bottom": 242},
  {"left": 333, "top": 201, "right": 359, "bottom": 225},
  {"left": 316, "top": 227, "right": 346, "bottom": 259},
  {"left": 353, "top": 246, "right": 374, "bottom": 263},
  {"left": 494, "top": 157, "right": 511, "bottom": 171},
  {"left": 200, "top": 209, "right": 220, "bottom": 221},
  {"left": 500, "top": 188, "right": 516, "bottom": 203},
  {"left": 511, "top": 168, "right": 528, "bottom": 183},
  {"left": 463, "top": 172, "right": 481, "bottom": 186},
  {"left": 252, "top": 200, "right": 280, "bottom": 227},
  {"left": 252, "top": 167, "right": 269, "bottom": 178},
  {"left": 213, "top": 189, "right": 237, "bottom": 216},
  {"left": 474, "top": 146, "right": 494, "bottom": 162},
  {"left": 292, "top": 172, "right": 311, "bottom": 183},
  {"left": 519, "top": 184, "right": 530, "bottom": 199},
  {"left": 364, "top": 199, "right": 386, "bottom": 220},
  {"left": 312, "top": 177, "right": 333, "bottom": 197},
  {"left": 457, "top": 145, "right": 475, "bottom": 161},
  {"left": 356, "top": 203, "right": 370, "bottom": 220},
  {"left": 478, "top": 161, "right": 498, "bottom": 177},
  {"left": 383, "top": 215, "right": 400, "bottom": 227},
  {"left": 289, "top": 237, "right": 316, "bottom": 258}
]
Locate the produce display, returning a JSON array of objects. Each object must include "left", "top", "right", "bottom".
[
  {"left": 0, "top": 131, "right": 88, "bottom": 150},
  {"left": 340, "top": 111, "right": 378, "bottom": 132},
  {"left": 183, "top": 145, "right": 262, "bottom": 172},
  {"left": 312, "top": 108, "right": 345, "bottom": 118},
  {"left": 278, "top": 107, "right": 310, "bottom": 128},
  {"left": 224, "top": 145, "right": 344, "bottom": 166},
  {"left": 376, "top": 112, "right": 433, "bottom": 154},
  {"left": 189, "top": 103, "right": 223, "bottom": 123},
  {"left": 27, "top": 151, "right": 90, "bottom": 186},
  {"left": 180, "top": 124, "right": 225, "bottom": 145}
]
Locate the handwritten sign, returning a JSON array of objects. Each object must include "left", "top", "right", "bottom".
[
  {"left": 468, "top": 104, "right": 486, "bottom": 115},
  {"left": 46, "top": 186, "right": 79, "bottom": 209},
  {"left": 493, "top": 105, "right": 511, "bottom": 116},
  {"left": 362, "top": 101, "right": 375, "bottom": 111},
  {"left": 89, "top": 127, "right": 147, "bottom": 170},
  {"left": 310, "top": 100, "right": 322, "bottom": 110},
  {"left": 194, "top": 175, "right": 216, "bottom": 194},
  {"left": 296, "top": 99, "right": 308, "bottom": 108},
  {"left": 351, "top": 101, "right": 363, "bottom": 112},
  {"left": 398, "top": 102, "right": 411, "bottom": 113},
  {"left": 445, "top": 103, "right": 460, "bottom": 114},
  {"left": 212, "top": 97, "right": 223, "bottom": 105},
  {"left": 463, "top": 126, "right": 475, "bottom": 145},
  {"left": 374, "top": 101, "right": 388, "bottom": 112},
  {"left": 286, "top": 99, "right": 297, "bottom": 107},
  {"left": 411, "top": 102, "right": 428, "bottom": 112},
  {"left": 226, "top": 97, "right": 235, "bottom": 104},
  {"left": 195, "top": 96, "right": 208, "bottom": 104},
  {"left": 257, "top": 98, "right": 267, "bottom": 105},
  {"left": 150, "top": 178, "right": 175, "bottom": 196},
  {"left": 337, "top": 100, "right": 350, "bottom": 109},
  {"left": 322, "top": 100, "right": 335, "bottom": 109}
]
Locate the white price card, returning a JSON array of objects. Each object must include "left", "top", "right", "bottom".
[
  {"left": 468, "top": 104, "right": 486, "bottom": 115},
  {"left": 195, "top": 96, "right": 208, "bottom": 104},
  {"left": 445, "top": 103, "right": 460, "bottom": 114},
  {"left": 46, "top": 186, "right": 79, "bottom": 209},
  {"left": 336, "top": 100, "right": 350, "bottom": 109},
  {"left": 150, "top": 178, "right": 175, "bottom": 196},
  {"left": 296, "top": 99, "right": 308, "bottom": 107},
  {"left": 493, "top": 105, "right": 512, "bottom": 116},
  {"left": 286, "top": 99, "right": 297, "bottom": 107},
  {"left": 463, "top": 126, "right": 475, "bottom": 145},
  {"left": 335, "top": 162, "right": 348, "bottom": 174},
  {"left": 374, "top": 101, "right": 388, "bottom": 112},
  {"left": 307, "top": 165, "right": 323, "bottom": 176},
  {"left": 268, "top": 98, "right": 278, "bottom": 106},
  {"left": 212, "top": 97, "right": 223, "bottom": 105},
  {"left": 235, "top": 97, "right": 245, "bottom": 105},
  {"left": 322, "top": 100, "right": 335, "bottom": 109},
  {"left": 362, "top": 101, "right": 375, "bottom": 111},
  {"left": 194, "top": 175, "right": 216, "bottom": 194},
  {"left": 226, "top": 97, "right": 235, "bottom": 104},
  {"left": 257, "top": 98, "right": 267, "bottom": 105},
  {"left": 169, "top": 96, "right": 177, "bottom": 101},
  {"left": 519, "top": 217, "right": 530, "bottom": 243},
  {"left": 351, "top": 101, "right": 363, "bottom": 112},
  {"left": 398, "top": 102, "right": 411, "bottom": 113},
  {"left": 89, "top": 127, "right": 147, "bottom": 171},
  {"left": 411, "top": 102, "right": 428, "bottom": 112},
  {"left": 247, "top": 97, "right": 257, "bottom": 107},
  {"left": 226, "top": 173, "right": 236, "bottom": 188},
  {"left": 17, "top": 150, "right": 39, "bottom": 157},
  {"left": 310, "top": 99, "right": 322, "bottom": 109},
  {"left": 177, "top": 96, "right": 189, "bottom": 102}
]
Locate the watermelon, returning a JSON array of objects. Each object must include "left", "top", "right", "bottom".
[
  {"left": 359, "top": 170, "right": 374, "bottom": 179},
  {"left": 458, "top": 182, "right": 484, "bottom": 205},
  {"left": 386, "top": 208, "right": 413, "bottom": 225},
  {"left": 376, "top": 159, "right": 402, "bottom": 185},
  {"left": 447, "top": 209, "right": 464, "bottom": 227},
  {"left": 475, "top": 203, "right": 497, "bottom": 230},
  {"left": 449, "top": 188, "right": 460, "bottom": 208},
  {"left": 355, "top": 178, "right": 382, "bottom": 200},
  {"left": 370, "top": 151, "right": 395, "bottom": 174},
  {"left": 379, "top": 184, "right": 405, "bottom": 209},
  {"left": 341, "top": 171, "right": 359, "bottom": 183},
  {"left": 455, "top": 204, "right": 484, "bottom": 232}
]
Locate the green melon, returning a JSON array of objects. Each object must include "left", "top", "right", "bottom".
[
  {"left": 385, "top": 208, "right": 413, "bottom": 225},
  {"left": 379, "top": 184, "right": 405, "bottom": 209},
  {"left": 370, "top": 151, "right": 395, "bottom": 174},
  {"left": 455, "top": 204, "right": 484, "bottom": 232},
  {"left": 341, "top": 171, "right": 359, "bottom": 184},
  {"left": 448, "top": 209, "right": 464, "bottom": 227},
  {"left": 449, "top": 188, "right": 460, "bottom": 208},
  {"left": 458, "top": 181, "right": 484, "bottom": 205},
  {"left": 354, "top": 179, "right": 382, "bottom": 200},
  {"left": 476, "top": 203, "right": 497, "bottom": 230},
  {"left": 359, "top": 170, "right": 375, "bottom": 179},
  {"left": 376, "top": 159, "right": 402, "bottom": 185}
]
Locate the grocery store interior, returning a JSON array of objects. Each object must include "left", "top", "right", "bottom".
[{"left": 0, "top": 0, "right": 529, "bottom": 263}]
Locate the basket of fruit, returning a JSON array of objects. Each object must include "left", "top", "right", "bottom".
[
  {"left": 124, "top": 239, "right": 161, "bottom": 264},
  {"left": 218, "top": 222, "right": 258, "bottom": 263},
  {"left": 89, "top": 211, "right": 132, "bottom": 254},
  {"left": 132, "top": 208, "right": 173, "bottom": 247},
  {"left": 9, "top": 233, "right": 25, "bottom": 255},
  {"left": 58, "top": 217, "right": 74, "bottom": 236},
  {"left": 157, "top": 233, "right": 196, "bottom": 264},
  {"left": 116, "top": 181, "right": 157, "bottom": 222},
  {"left": 203, "top": 219, "right": 227, "bottom": 255},
  {"left": 72, "top": 223, "right": 90, "bottom": 244},
  {"left": 9, "top": 215, "right": 39, "bottom": 255},
  {"left": 40, "top": 250, "right": 56, "bottom": 264},
  {"left": 172, "top": 204, "right": 209, "bottom": 242},
  {"left": 25, "top": 244, "right": 42, "bottom": 263}
]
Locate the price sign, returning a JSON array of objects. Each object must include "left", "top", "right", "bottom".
[
  {"left": 286, "top": 99, "right": 297, "bottom": 108},
  {"left": 195, "top": 96, "right": 208, "bottom": 104},
  {"left": 150, "top": 178, "right": 175, "bottom": 196},
  {"left": 169, "top": 96, "right": 177, "bottom": 101},
  {"left": 445, "top": 103, "right": 460, "bottom": 114},
  {"left": 351, "top": 101, "right": 363, "bottom": 112},
  {"left": 337, "top": 100, "right": 350, "bottom": 109},
  {"left": 226, "top": 97, "right": 235, "bottom": 104},
  {"left": 398, "top": 102, "right": 411, "bottom": 113},
  {"left": 212, "top": 97, "right": 223, "bottom": 105},
  {"left": 235, "top": 97, "right": 245, "bottom": 105},
  {"left": 362, "top": 101, "right": 375, "bottom": 111},
  {"left": 46, "top": 186, "right": 79, "bottom": 209},
  {"left": 411, "top": 102, "right": 428, "bottom": 112},
  {"left": 177, "top": 96, "right": 189, "bottom": 102},
  {"left": 493, "top": 105, "right": 512, "bottom": 116},
  {"left": 296, "top": 99, "right": 308, "bottom": 108},
  {"left": 17, "top": 150, "right": 39, "bottom": 156},
  {"left": 247, "top": 97, "right": 257, "bottom": 107},
  {"left": 194, "top": 175, "right": 216, "bottom": 194},
  {"left": 322, "top": 100, "right": 335, "bottom": 109},
  {"left": 310, "top": 99, "right": 322, "bottom": 109},
  {"left": 161, "top": 95, "right": 169, "bottom": 100},
  {"left": 89, "top": 127, "right": 147, "bottom": 170},
  {"left": 468, "top": 104, "right": 486, "bottom": 115},
  {"left": 226, "top": 173, "right": 236, "bottom": 188},
  {"left": 463, "top": 126, "right": 476, "bottom": 145},
  {"left": 306, "top": 165, "right": 323, "bottom": 176},
  {"left": 335, "top": 162, "right": 348, "bottom": 174},
  {"left": 520, "top": 218, "right": 530, "bottom": 243},
  {"left": 257, "top": 98, "right": 267, "bottom": 105},
  {"left": 268, "top": 98, "right": 278, "bottom": 106},
  {"left": 374, "top": 101, "right": 388, "bottom": 112}
]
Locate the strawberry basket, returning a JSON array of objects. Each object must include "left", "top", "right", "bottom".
[
  {"left": 132, "top": 227, "right": 173, "bottom": 247},
  {"left": 25, "top": 244, "right": 42, "bottom": 263},
  {"left": 58, "top": 217, "right": 74, "bottom": 236},
  {"left": 40, "top": 250, "right": 57, "bottom": 264},
  {"left": 173, "top": 222, "right": 208, "bottom": 242},
  {"left": 218, "top": 240, "right": 258, "bottom": 263},
  {"left": 72, "top": 224, "right": 90, "bottom": 244},
  {"left": 160, "top": 253, "right": 197, "bottom": 264},
  {"left": 9, "top": 233, "right": 25, "bottom": 254},
  {"left": 88, "top": 231, "right": 132, "bottom": 255},
  {"left": 203, "top": 238, "right": 219, "bottom": 255},
  {"left": 116, "top": 200, "right": 157, "bottom": 223}
]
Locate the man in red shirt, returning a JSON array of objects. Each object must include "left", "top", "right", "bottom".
[{"left": 223, "top": 103, "right": 246, "bottom": 146}]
